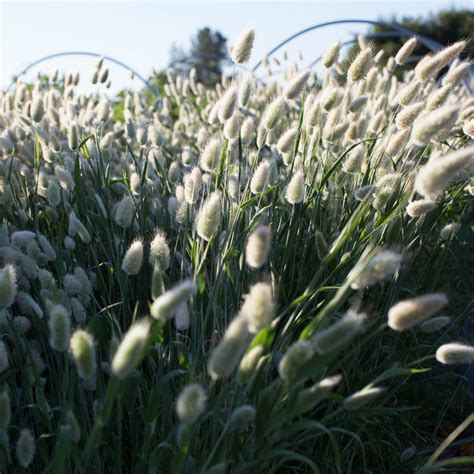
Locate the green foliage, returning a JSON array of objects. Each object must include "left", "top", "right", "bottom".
[{"left": 374, "top": 9, "right": 474, "bottom": 61}]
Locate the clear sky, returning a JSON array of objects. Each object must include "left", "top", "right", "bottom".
[{"left": 1, "top": 0, "right": 472, "bottom": 94}]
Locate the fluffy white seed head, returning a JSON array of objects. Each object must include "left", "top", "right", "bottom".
[
  {"left": 149, "top": 229, "right": 170, "bottom": 269},
  {"left": 237, "top": 344, "right": 264, "bottom": 383},
  {"left": 312, "top": 312, "right": 366, "bottom": 355},
  {"left": 283, "top": 70, "right": 311, "bottom": 100},
  {"left": 262, "top": 96, "right": 286, "bottom": 130},
  {"left": 411, "top": 105, "right": 459, "bottom": 146},
  {"left": 112, "top": 319, "right": 151, "bottom": 379},
  {"left": 347, "top": 48, "right": 373, "bottom": 82},
  {"left": 70, "top": 330, "right": 96, "bottom": 380},
  {"left": 48, "top": 305, "right": 71, "bottom": 352},
  {"left": 218, "top": 87, "right": 238, "bottom": 122},
  {"left": 246, "top": 225, "right": 271, "bottom": 269},
  {"left": 436, "top": 343, "right": 474, "bottom": 365},
  {"left": 388, "top": 293, "right": 448, "bottom": 331},
  {"left": 440, "top": 222, "right": 461, "bottom": 240},
  {"left": 151, "top": 280, "right": 196, "bottom": 322},
  {"left": 250, "top": 160, "right": 271, "bottom": 195},
  {"left": 296, "top": 375, "right": 342, "bottom": 414},
  {"left": 208, "top": 315, "right": 250, "bottom": 379},
  {"left": 195, "top": 192, "right": 221, "bottom": 241},
  {"left": 174, "top": 302, "right": 190, "bottom": 330},
  {"left": 323, "top": 41, "right": 341, "bottom": 68},
  {"left": 286, "top": 170, "right": 305, "bottom": 204},
  {"left": 406, "top": 199, "right": 437, "bottom": 217},
  {"left": 396, "top": 102, "right": 425, "bottom": 129},
  {"left": 349, "top": 250, "right": 402, "bottom": 290},
  {"left": 419, "top": 316, "right": 450, "bottom": 333},
  {"left": 16, "top": 429, "right": 35, "bottom": 468},
  {"left": 395, "top": 37, "right": 417, "bottom": 65},
  {"left": 442, "top": 61, "right": 471, "bottom": 87},
  {"left": 231, "top": 28, "right": 255, "bottom": 65},
  {"left": 200, "top": 138, "right": 221, "bottom": 172},
  {"left": 240, "top": 282, "right": 275, "bottom": 333},
  {"left": 414, "top": 145, "right": 474, "bottom": 200},
  {"left": 176, "top": 383, "right": 207, "bottom": 425},
  {"left": 239, "top": 75, "right": 252, "bottom": 108},
  {"left": 115, "top": 196, "right": 135, "bottom": 228},
  {"left": 278, "top": 340, "right": 313, "bottom": 382},
  {"left": 0, "top": 265, "right": 17, "bottom": 309},
  {"left": 121, "top": 239, "right": 144, "bottom": 276},
  {"left": 277, "top": 127, "right": 298, "bottom": 154},
  {"left": 31, "top": 96, "right": 44, "bottom": 123},
  {"left": 344, "top": 386, "right": 385, "bottom": 410}
]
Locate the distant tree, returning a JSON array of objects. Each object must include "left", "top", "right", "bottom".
[
  {"left": 168, "top": 27, "right": 228, "bottom": 86},
  {"left": 370, "top": 9, "right": 474, "bottom": 61}
]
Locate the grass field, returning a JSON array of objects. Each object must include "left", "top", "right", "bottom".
[{"left": 0, "top": 30, "right": 473, "bottom": 472}]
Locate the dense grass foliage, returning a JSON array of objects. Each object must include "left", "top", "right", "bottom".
[{"left": 0, "top": 33, "right": 473, "bottom": 473}]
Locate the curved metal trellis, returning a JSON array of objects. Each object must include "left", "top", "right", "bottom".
[
  {"left": 7, "top": 51, "right": 159, "bottom": 96},
  {"left": 251, "top": 19, "right": 446, "bottom": 72},
  {"left": 306, "top": 31, "right": 419, "bottom": 69}
]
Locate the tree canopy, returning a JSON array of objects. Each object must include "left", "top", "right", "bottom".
[
  {"left": 169, "top": 27, "right": 228, "bottom": 86},
  {"left": 370, "top": 9, "right": 474, "bottom": 61}
]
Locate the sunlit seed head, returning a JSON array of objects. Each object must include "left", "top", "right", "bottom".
[
  {"left": 246, "top": 225, "right": 271, "bottom": 269},
  {"left": 30, "top": 96, "right": 44, "bottom": 123},
  {"left": 150, "top": 280, "right": 196, "bottom": 322},
  {"left": 115, "top": 196, "right": 135, "bottom": 228},
  {"left": 121, "top": 239, "right": 144, "bottom": 276},
  {"left": 238, "top": 75, "right": 253, "bottom": 108},
  {"left": 241, "top": 282, "right": 275, "bottom": 334},
  {"left": 344, "top": 386, "right": 385, "bottom": 410},
  {"left": 406, "top": 199, "right": 437, "bottom": 217},
  {"left": 414, "top": 145, "right": 473, "bottom": 199},
  {"left": 312, "top": 312, "right": 365, "bottom": 355},
  {"left": 283, "top": 70, "right": 311, "bottom": 100},
  {"left": 296, "top": 375, "right": 342, "bottom": 414},
  {"left": 195, "top": 192, "right": 221, "bottom": 241},
  {"left": 436, "top": 342, "right": 474, "bottom": 365},
  {"left": 208, "top": 315, "right": 251, "bottom": 379},
  {"left": 286, "top": 170, "right": 305, "bottom": 204},
  {"left": 347, "top": 48, "right": 373, "bottom": 82},
  {"left": 237, "top": 344, "right": 264, "bottom": 384},
  {"left": 394, "top": 37, "right": 417, "bottom": 65},
  {"left": 112, "top": 319, "right": 151, "bottom": 379},
  {"left": 278, "top": 340, "right": 313, "bottom": 382},
  {"left": 277, "top": 127, "right": 298, "bottom": 154},
  {"left": 323, "top": 41, "right": 341, "bottom": 68},
  {"left": 388, "top": 293, "right": 448, "bottom": 331},
  {"left": 218, "top": 87, "right": 238, "bottom": 122},
  {"left": 262, "top": 96, "right": 286, "bottom": 130},
  {"left": 411, "top": 105, "right": 459, "bottom": 146},
  {"left": 70, "top": 330, "right": 96, "bottom": 380},
  {"left": 200, "top": 138, "right": 221, "bottom": 172},
  {"left": 231, "top": 28, "right": 255, "bottom": 65}
]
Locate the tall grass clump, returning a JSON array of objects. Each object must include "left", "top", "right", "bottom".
[{"left": 0, "top": 27, "right": 472, "bottom": 473}]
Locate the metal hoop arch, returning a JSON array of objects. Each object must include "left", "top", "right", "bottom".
[
  {"left": 252, "top": 19, "right": 445, "bottom": 72},
  {"left": 7, "top": 51, "right": 159, "bottom": 96}
]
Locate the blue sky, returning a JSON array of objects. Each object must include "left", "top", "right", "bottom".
[{"left": 1, "top": 0, "right": 472, "bottom": 93}]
